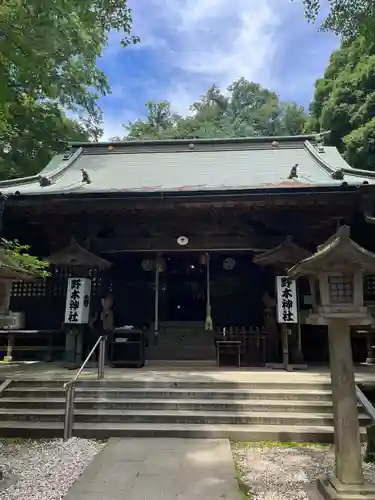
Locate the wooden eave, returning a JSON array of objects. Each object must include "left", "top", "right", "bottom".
[{"left": 2, "top": 184, "right": 369, "bottom": 217}]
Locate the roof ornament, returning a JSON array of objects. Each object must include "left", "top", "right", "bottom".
[
  {"left": 314, "top": 133, "right": 326, "bottom": 153},
  {"left": 39, "top": 175, "right": 52, "bottom": 187},
  {"left": 332, "top": 169, "right": 344, "bottom": 180},
  {"left": 272, "top": 140, "right": 279, "bottom": 147},
  {"left": 63, "top": 150, "right": 73, "bottom": 161},
  {"left": 288, "top": 163, "right": 299, "bottom": 180},
  {"left": 107, "top": 145, "right": 114, "bottom": 151},
  {"left": 81, "top": 169, "right": 91, "bottom": 184},
  {"left": 188, "top": 143, "right": 195, "bottom": 150}
]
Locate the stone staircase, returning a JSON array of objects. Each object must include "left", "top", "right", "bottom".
[
  {"left": 146, "top": 322, "right": 216, "bottom": 360},
  {"left": 0, "top": 379, "right": 370, "bottom": 442}
]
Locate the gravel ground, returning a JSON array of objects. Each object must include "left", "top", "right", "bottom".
[
  {"left": 0, "top": 438, "right": 105, "bottom": 500},
  {"left": 233, "top": 444, "right": 375, "bottom": 500}
]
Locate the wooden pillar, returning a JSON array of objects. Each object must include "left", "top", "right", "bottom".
[
  {"left": 154, "top": 254, "right": 160, "bottom": 340},
  {"left": 366, "top": 330, "right": 375, "bottom": 364},
  {"left": 205, "top": 252, "right": 213, "bottom": 331},
  {"left": 281, "top": 325, "right": 290, "bottom": 370},
  {"left": 0, "top": 280, "right": 14, "bottom": 362}
]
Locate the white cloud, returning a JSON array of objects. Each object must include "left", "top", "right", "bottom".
[
  {"left": 127, "top": 0, "right": 281, "bottom": 113},
  {"left": 99, "top": 0, "right": 337, "bottom": 136},
  {"left": 166, "top": 84, "right": 196, "bottom": 116},
  {"left": 100, "top": 110, "right": 139, "bottom": 140}
]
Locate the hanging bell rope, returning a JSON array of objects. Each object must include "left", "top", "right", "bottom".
[{"left": 205, "top": 252, "right": 213, "bottom": 331}]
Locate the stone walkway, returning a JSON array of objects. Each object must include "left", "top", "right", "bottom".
[
  {"left": 2, "top": 360, "right": 375, "bottom": 384},
  {"left": 63, "top": 438, "right": 241, "bottom": 500}
]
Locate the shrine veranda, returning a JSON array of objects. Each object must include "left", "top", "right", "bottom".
[{"left": 2, "top": 134, "right": 375, "bottom": 365}]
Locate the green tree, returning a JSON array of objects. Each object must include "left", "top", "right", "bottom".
[
  {"left": 0, "top": 0, "right": 138, "bottom": 178},
  {"left": 122, "top": 79, "right": 308, "bottom": 141},
  {"left": 300, "top": 0, "right": 375, "bottom": 40},
  {"left": 2, "top": 240, "right": 50, "bottom": 278},
  {"left": 0, "top": 102, "right": 89, "bottom": 180},
  {"left": 123, "top": 101, "right": 181, "bottom": 140},
  {"left": 309, "top": 35, "right": 375, "bottom": 171}
]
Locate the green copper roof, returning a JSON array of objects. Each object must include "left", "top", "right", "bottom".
[{"left": 1, "top": 134, "right": 374, "bottom": 197}]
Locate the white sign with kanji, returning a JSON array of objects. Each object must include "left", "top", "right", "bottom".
[
  {"left": 64, "top": 278, "right": 92, "bottom": 324},
  {"left": 276, "top": 276, "right": 298, "bottom": 324}
]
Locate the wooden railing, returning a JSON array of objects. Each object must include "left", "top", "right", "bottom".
[{"left": 215, "top": 325, "right": 278, "bottom": 365}]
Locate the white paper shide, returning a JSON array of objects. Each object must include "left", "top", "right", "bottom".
[
  {"left": 64, "top": 278, "right": 92, "bottom": 324},
  {"left": 276, "top": 276, "right": 298, "bottom": 324}
]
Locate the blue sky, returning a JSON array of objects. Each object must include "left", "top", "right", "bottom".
[{"left": 97, "top": 0, "right": 339, "bottom": 139}]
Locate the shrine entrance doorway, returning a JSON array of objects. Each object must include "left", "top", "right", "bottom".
[{"left": 159, "top": 253, "right": 206, "bottom": 322}]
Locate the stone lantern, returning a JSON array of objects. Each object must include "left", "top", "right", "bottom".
[
  {"left": 288, "top": 225, "right": 375, "bottom": 500},
  {"left": 0, "top": 247, "right": 38, "bottom": 362},
  {"left": 47, "top": 239, "right": 112, "bottom": 368},
  {"left": 253, "top": 236, "right": 311, "bottom": 369}
]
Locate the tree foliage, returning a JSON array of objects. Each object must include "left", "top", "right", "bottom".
[
  {"left": 2, "top": 240, "right": 50, "bottom": 278},
  {"left": 0, "top": 104, "right": 89, "bottom": 180},
  {"left": 118, "top": 79, "right": 308, "bottom": 141},
  {"left": 0, "top": 0, "right": 138, "bottom": 179},
  {"left": 300, "top": 0, "right": 375, "bottom": 40},
  {"left": 309, "top": 36, "right": 375, "bottom": 171}
]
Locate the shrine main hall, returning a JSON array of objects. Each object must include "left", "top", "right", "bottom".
[{"left": 2, "top": 133, "right": 375, "bottom": 365}]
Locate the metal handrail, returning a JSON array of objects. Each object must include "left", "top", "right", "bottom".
[
  {"left": 356, "top": 384, "right": 375, "bottom": 422},
  {"left": 63, "top": 335, "right": 106, "bottom": 441}
]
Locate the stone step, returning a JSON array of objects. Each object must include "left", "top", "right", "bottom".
[
  {"left": 159, "top": 321, "right": 205, "bottom": 327},
  {"left": 0, "top": 420, "right": 367, "bottom": 443},
  {"left": 146, "top": 352, "right": 216, "bottom": 361},
  {"left": 8, "top": 379, "right": 333, "bottom": 390},
  {"left": 0, "top": 397, "right": 345, "bottom": 413},
  {"left": 149, "top": 340, "right": 215, "bottom": 347},
  {"left": 0, "top": 408, "right": 369, "bottom": 426},
  {"left": 6, "top": 386, "right": 333, "bottom": 401}
]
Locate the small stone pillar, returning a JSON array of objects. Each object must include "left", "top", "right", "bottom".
[
  {"left": 288, "top": 226, "right": 375, "bottom": 499},
  {"left": 64, "top": 326, "right": 84, "bottom": 368},
  {"left": 328, "top": 319, "right": 363, "bottom": 485}
]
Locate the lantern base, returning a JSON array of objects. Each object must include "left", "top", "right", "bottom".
[{"left": 315, "top": 472, "right": 375, "bottom": 499}]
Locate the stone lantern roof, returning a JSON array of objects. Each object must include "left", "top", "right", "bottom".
[
  {"left": 47, "top": 241, "right": 112, "bottom": 270},
  {"left": 253, "top": 235, "right": 311, "bottom": 269},
  {"left": 288, "top": 226, "right": 375, "bottom": 276}
]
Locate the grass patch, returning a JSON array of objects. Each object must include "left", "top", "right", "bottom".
[{"left": 232, "top": 440, "right": 330, "bottom": 449}]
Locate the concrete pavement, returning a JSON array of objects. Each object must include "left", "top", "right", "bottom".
[
  {"left": 63, "top": 438, "right": 242, "bottom": 500},
  {"left": 2, "top": 360, "right": 375, "bottom": 384}
]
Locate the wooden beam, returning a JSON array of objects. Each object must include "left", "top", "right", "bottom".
[{"left": 91, "top": 234, "right": 282, "bottom": 253}]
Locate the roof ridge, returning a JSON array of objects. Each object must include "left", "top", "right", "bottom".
[
  {"left": 341, "top": 166, "right": 375, "bottom": 179},
  {"left": 304, "top": 141, "right": 336, "bottom": 176},
  {"left": 44, "top": 147, "right": 83, "bottom": 182},
  {"left": 306, "top": 141, "right": 375, "bottom": 180},
  {"left": 69, "top": 133, "right": 328, "bottom": 149},
  {"left": 0, "top": 148, "right": 83, "bottom": 190}
]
